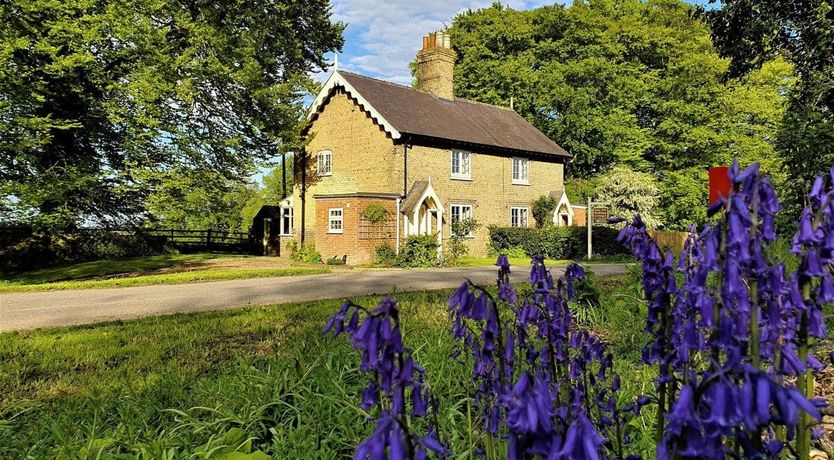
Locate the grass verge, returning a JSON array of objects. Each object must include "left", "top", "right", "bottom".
[
  {"left": 0, "top": 267, "right": 330, "bottom": 292},
  {"left": 0, "top": 269, "right": 656, "bottom": 458},
  {"left": 453, "top": 255, "right": 634, "bottom": 267}
]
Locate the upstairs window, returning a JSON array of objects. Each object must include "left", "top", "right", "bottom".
[
  {"left": 317, "top": 150, "right": 332, "bottom": 176},
  {"left": 512, "top": 157, "right": 529, "bottom": 184},
  {"left": 450, "top": 203, "right": 474, "bottom": 237},
  {"left": 451, "top": 150, "right": 471, "bottom": 179},
  {"left": 511, "top": 207, "right": 529, "bottom": 228},
  {"left": 328, "top": 208, "right": 343, "bottom": 234}
]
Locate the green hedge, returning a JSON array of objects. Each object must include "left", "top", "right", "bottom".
[{"left": 488, "top": 226, "right": 629, "bottom": 260}]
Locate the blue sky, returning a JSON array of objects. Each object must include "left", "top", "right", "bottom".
[
  {"left": 315, "top": 0, "right": 711, "bottom": 85},
  {"left": 314, "top": 0, "right": 559, "bottom": 85}
]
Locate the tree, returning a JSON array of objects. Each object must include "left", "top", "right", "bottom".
[
  {"left": 531, "top": 195, "right": 557, "bottom": 228},
  {"left": 707, "top": 0, "right": 834, "bottom": 217},
  {"left": 596, "top": 166, "right": 662, "bottom": 229},
  {"left": 0, "top": 0, "right": 343, "bottom": 232},
  {"left": 448, "top": 0, "right": 790, "bottom": 229}
]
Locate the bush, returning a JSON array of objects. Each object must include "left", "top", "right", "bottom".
[
  {"left": 287, "top": 241, "right": 322, "bottom": 264},
  {"left": 396, "top": 235, "right": 440, "bottom": 268},
  {"left": 361, "top": 204, "right": 389, "bottom": 224},
  {"left": 0, "top": 229, "right": 171, "bottom": 272},
  {"left": 488, "top": 225, "right": 629, "bottom": 259},
  {"left": 374, "top": 243, "right": 397, "bottom": 267},
  {"left": 531, "top": 195, "right": 557, "bottom": 228},
  {"left": 447, "top": 217, "right": 479, "bottom": 260},
  {"left": 325, "top": 257, "right": 346, "bottom": 265}
]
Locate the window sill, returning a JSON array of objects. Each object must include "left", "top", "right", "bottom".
[
  {"left": 327, "top": 230, "right": 343, "bottom": 234},
  {"left": 511, "top": 180, "right": 530, "bottom": 186},
  {"left": 451, "top": 175, "right": 472, "bottom": 181},
  {"left": 318, "top": 173, "right": 333, "bottom": 177}
]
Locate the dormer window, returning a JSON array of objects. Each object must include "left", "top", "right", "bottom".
[
  {"left": 317, "top": 150, "right": 332, "bottom": 176},
  {"left": 451, "top": 150, "right": 471, "bottom": 180},
  {"left": 512, "top": 157, "right": 529, "bottom": 185}
]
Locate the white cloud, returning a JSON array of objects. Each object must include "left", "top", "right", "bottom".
[{"left": 327, "top": 0, "right": 554, "bottom": 85}]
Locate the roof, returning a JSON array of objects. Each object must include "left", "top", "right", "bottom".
[
  {"left": 307, "top": 71, "right": 571, "bottom": 159},
  {"left": 401, "top": 180, "right": 429, "bottom": 213}
]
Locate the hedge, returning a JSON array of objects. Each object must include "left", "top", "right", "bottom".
[{"left": 488, "top": 226, "right": 630, "bottom": 260}]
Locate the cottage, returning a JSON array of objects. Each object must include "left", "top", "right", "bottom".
[{"left": 287, "top": 31, "right": 575, "bottom": 263}]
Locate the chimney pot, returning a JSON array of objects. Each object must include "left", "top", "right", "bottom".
[{"left": 422, "top": 36, "right": 428, "bottom": 49}]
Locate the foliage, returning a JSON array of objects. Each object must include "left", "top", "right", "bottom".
[
  {"left": 325, "top": 257, "right": 346, "bottom": 266},
  {"left": 657, "top": 168, "right": 708, "bottom": 231},
  {"left": 361, "top": 204, "right": 390, "bottom": 224},
  {"left": 448, "top": 0, "right": 790, "bottom": 229},
  {"left": 0, "top": 0, "right": 343, "bottom": 232},
  {"left": 617, "top": 163, "right": 830, "bottom": 459},
  {"left": 396, "top": 235, "right": 440, "bottom": 268},
  {"left": 146, "top": 170, "right": 261, "bottom": 232},
  {"left": 448, "top": 217, "right": 480, "bottom": 260},
  {"left": 374, "top": 244, "right": 398, "bottom": 267},
  {"left": 0, "top": 229, "right": 172, "bottom": 272},
  {"left": 330, "top": 257, "right": 650, "bottom": 459},
  {"left": 707, "top": 0, "right": 833, "bottom": 220},
  {"left": 531, "top": 195, "right": 557, "bottom": 228},
  {"left": 564, "top": 177, "right": 598, "bottom": 205},
  {"left": 287, "top": 241, "right": 322, "bottom": 264},
  {"left": 596, "top": 166, "right": 662, "bottom": 229},
  {"left": 488, "top": 226, "right": 629, "bottom": 260}
]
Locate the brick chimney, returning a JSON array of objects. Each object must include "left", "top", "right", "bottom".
[{"left": 416, "top": 31, "right": 455, "bottom": 100}]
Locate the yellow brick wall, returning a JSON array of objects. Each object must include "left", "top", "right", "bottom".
[
  {"left": 290, "top": 87, "right": 566, "bottom": 260},
  {"left": 292, "top": 89, "right": 402, "bottom": 243},
  {"left": 405, "top": 145, "right": 564, "bottom": 256}
]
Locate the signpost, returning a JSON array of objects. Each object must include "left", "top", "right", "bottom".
[{"left": 586, "top": 199, "right": 610, "bottom": 260}]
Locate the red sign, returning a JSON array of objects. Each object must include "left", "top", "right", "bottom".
[{"left": 709, "top": 166, "right": 732, "bottom": 206}]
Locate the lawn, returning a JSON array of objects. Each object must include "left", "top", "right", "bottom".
[
  {"left": 0, "top": 269, "right": 656, "bottom": 459},
  {"left": 454, "top": 255, "right": 634, "bottom": 267},
  {"left": 0, "top": 253, "right": 331, "bottom": 292}
]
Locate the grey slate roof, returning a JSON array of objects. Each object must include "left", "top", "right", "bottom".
[
  {"left": 329, "top": 71, "right": 571, "bottom": 159},
  {"left": 401, "top": 180, "right": 430, "bottom": 214}
]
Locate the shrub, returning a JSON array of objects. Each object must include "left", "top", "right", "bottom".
[
  {"left": 287, "top": 241, "right": 322, "bottom": 264},
  {"left": 488, "top": 225, "right": 628, "bottom": 259},
  {"left": 447, "top": 217, "right": 479, "bottom": 260},
  {"left": 361, "top": 204, "right": 389, "bottom": 224},
  {"left": 531, "top": 195, "right": 557, "bottom": 228},
  {"left": 374, "top": 243, "right": 397, "bottom": 267},
  {"left": 396, "top": 234, "right": 440, "bottom": 268},
  {"left": 325, "top": 257, "right": 345, "bottom": 265}
]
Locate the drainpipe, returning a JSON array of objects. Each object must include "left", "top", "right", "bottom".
[
  {"left": 300, "top": 148, "right": 307, "bottom": 246},
  {"left": 395, "top": 197, "right": 401, "bottom": 254},
  {"left": 403, "top": 141, "right": 409, "bottom": 196}
]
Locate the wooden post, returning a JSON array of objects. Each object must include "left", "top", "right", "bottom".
[
  {"left": 206, "top": 229, "right": 212, "bottom": 247},
  {"left": 587, "top": 197, "right": 592, "bottom": 260}
]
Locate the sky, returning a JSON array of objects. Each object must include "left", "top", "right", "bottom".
[{"left": 315, "top": 0, "right": 558, "bottom": 86}]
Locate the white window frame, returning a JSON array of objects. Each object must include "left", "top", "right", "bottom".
[
  {"left": 317, "top": 150, "right": 332, "bottom": 176},
  {"left": 450, "top": 203, "right": 475, "bottom": 237},
  {"left": 279, "top": 206, "right": 293, "bottom": 236},
  {"left": 450, "top": 150, "right": 472, "bottom": 180},
  {"left": 511, "top": 207, "right": 529, "bottom": 228},
  {"left": 328, "top": 208, "right": 343, "bottom": 234},
  {"left": 512, "top": 157, "right": 529, "bottom": 185}
]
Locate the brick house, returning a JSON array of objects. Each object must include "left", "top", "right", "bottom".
[{"left": 284, "top": 32, "right": 577, "bottom": 264}]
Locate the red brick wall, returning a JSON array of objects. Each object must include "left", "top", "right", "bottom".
[{"left": 315, "top": 197, "right": 397, "bottom": 264}]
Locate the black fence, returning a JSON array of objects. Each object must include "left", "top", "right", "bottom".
[{"left": 142, "top": 228, "right": 253, "bottom": 250}]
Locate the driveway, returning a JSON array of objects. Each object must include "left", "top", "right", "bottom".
[{"left": 0, "top": 264, "right": 629, "bottom": 332}]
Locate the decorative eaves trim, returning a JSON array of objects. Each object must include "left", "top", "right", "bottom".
[{"left": 307, "top": 71, "right": 402, "bottom": 140}]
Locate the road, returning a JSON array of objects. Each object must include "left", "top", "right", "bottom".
[{"left": 0, "top": 264, "right": 629, "bottom": 332}]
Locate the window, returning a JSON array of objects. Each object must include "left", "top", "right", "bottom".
[
  {"left": 451, "top": 150, "right": 471, "bottom": 179},
  {"left": 512, "top": 157, "right": 529, "bottom": 184},
  {"left": 279, "top": 207, "right": 293, "bottom": 236},
  {"left": 317, "top": 150, "right": 332, "bottom": 176},
  {"left": 450, "top": 203, "right": 474, "bottom": 237},
  {"left": 511, "top": 207, "right": 529, "bottom": 228},
  {"left": 328, "top": 208, "right": 343, "bottom": 233}
]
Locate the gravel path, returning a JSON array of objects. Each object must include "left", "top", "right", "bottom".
[{"left": 0, "top": 264, "right": 629, "bottom": 332}]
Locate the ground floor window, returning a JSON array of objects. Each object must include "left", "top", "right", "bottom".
[
  {"left": 328, "top": 208, "right": 343, "bottom": 234},
  {"left": 511, "top": 207, "right": 529, "bottom": 227},
  {"left": 279, "top": 207, "right": 293, "bottom": 236},
  {"left": 450, "top": 203, "right": 474, "bottom": 236}
]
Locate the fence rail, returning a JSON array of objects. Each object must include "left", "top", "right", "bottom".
[
  {"left": 142, "top": 228, "right": 251, "bottom": 247},
  {"left": 649, "top": 230, "right": 689, "bottom": 254}
]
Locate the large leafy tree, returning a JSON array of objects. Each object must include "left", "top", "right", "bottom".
[
  {"left": 706, "top": 0, "right": 834, "bottom": 216},
  {"left": 449, "top": 0, "right": 790, "bottom": 229},
  {"left": 0, "top": 0, "right": 343, "bottom": 231}
]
